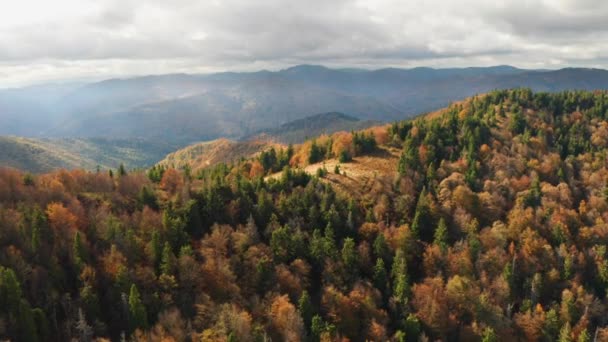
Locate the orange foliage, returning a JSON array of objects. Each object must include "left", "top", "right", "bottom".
[
  {"left": 160, "top": 168, "right": 183, "bottom": 194},
  {"left": 331, "top": 131, "right": 354, "bottom": 157},
  {"left": 46, "top": 202, "right": 79, "bottom": 231},
  {"left": 412, "top": 277, "right": 449, "bottom": 337},
  {"left": 249, "top": 160, "right": 265, "bottom": 178},
  {"left": 269, "top": 295, "right": 304, "bottom": 342}
]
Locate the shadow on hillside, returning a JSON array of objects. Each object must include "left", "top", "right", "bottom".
[{"left": 365, "top": 147, "right": 393, "bottom": 159}]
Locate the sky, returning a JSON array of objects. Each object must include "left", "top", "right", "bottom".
[{"left": 1, "top": 0, "right": 608, "bottom": 87}]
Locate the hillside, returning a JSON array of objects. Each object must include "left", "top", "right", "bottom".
[
  {"left": 0, "top": 136, "right": 179, "bottom": 173},
  {"left": 251, "top": 112, "right": 379, "bottom": 144},
  {"left": 4, "top": 90, "right": 608, "bottom": 341},
  {"left": 157, "top": 138, "right": 282, "bottom": 171},
  {"left": 0, "top": 136, "right": 89, "bottom": 172},
  {"left": 3, "top": 66, "right": 608, "bottom": 145}
]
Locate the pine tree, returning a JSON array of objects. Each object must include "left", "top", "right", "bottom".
[
  {"left": 160, "top": 242, "right": 175, "bottom": 276},
  {"left": 373, "top": 258, "right": 388, "bottom": 294},
  {"left": 411, "top": 188, "right": 431, "bottom": 240},
  {"left": 73, "top": 231, "right": 85, "bottom": 267},
  {"left": 433, "top": 218, "right": 448, "bottom": 253},
  {"left": 577, "top": 329, "right": 591, "bottom": 342},
  {"left": 481, "top": 327, "right": 497, "bottom": 342},
  {"left": 0, "top": 266, "right": 23, "bottom": 314},
  {"left": 558, "top": 322, "right": 572, "bottom": 342},
  {"left": 404, "top": 314, "right": 421, "bottom": 341},
  {"left": 17, "top": 299, "right": 38, "bottom": 342},
  {"left": 128, "top": 284, "right": 148, "bottom": 331},
  {"left": 341, "top": 238, "right": 358, "bottom": 280},
  {"left": 391, "top": 249, "right": 409, "bottom": 304},
  {"left": 298, "top": 290, "right": 313, "bottom": 328},
  {"left": 311, "top": 315, "right": 324, "bottom": 342},
  {"left": 373, "top": 234, "right": 390, "bottom": 263},
  {"left": 309, "top": 140, "right": 322, "bottom": 164},
  {"left": 118, "top": 163, "right": 127, "bottom": 177}
]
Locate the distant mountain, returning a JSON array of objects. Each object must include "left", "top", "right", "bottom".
[
  {"left": 0, "top": 136, "right": 179, "bottom": 173},
  {"left": 2, "top": 65, "right": 608, "bottom": 146},
  {"left": 50, "top": 76, "right": 398, "bottom": 145},
  {"left": 250, "top": 112, "right": 379, "bottom": 144}
]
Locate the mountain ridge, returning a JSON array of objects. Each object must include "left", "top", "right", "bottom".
[{"left": 3, "top": 65, "right": 608, "bottom": 144}]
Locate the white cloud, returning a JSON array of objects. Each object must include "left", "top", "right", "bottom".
[{"left": 1, "top": 0, "right": 608, "bottom": 87}]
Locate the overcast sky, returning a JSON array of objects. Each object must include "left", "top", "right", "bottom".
[{"left": 1, "top": 0, "right": 608, "bottom": 87}]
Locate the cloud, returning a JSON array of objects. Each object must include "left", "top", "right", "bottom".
[{"left": 1, "top": 0, "right": 608, "bottom": 86}]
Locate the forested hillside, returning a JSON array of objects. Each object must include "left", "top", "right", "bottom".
[
  {"left": 0, "top": 137, "right": 179, "bottom": 173},
  {"left": 2, "top": 89, "right": 608, "bottom": 341}
]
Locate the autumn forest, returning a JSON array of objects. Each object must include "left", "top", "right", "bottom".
[{"left": 3, "top": 89, "right": 608, "bottom": 341}]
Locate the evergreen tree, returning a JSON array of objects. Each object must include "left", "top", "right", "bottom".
[
  {"left": 17, "top": 299, "right": 38, "bottom": 342},
  {"left": 481, "top": 327, "right": 497, "bottom": 342},
  {"left": 558, "top": 322, "right": 572, "bottom": 342},
  {"left": 391, "top": 249, "right": 410, "bottom": 305},
  {"left": 150, "top": 229, "right": 162, "bottom": 271},
  {"left": 298, "top": 290, "right": 313, "bottom": 328},
  {"left": 118, "top": 163, "right": 127, "bottom": 177},
  {"left": 128, "top": 284, "right": 148, "bottom": 331},
  {"left": 373, "top": 258, "right": 388, "bottom": 294},
  {"left": 373, "top": 233, "right": 390, "bottom": 263},
  {"left": 433, "top": 218, "right": 448, "bottom": 253},
  {"left": 311, "top": 315, "right": 324, "bottom": 342},
  {"left": 309, "top": 140, "right": 323, "bottom": 164},
  {"left": 73, "top": 231, "right": 85, "bottom": 267},
  {"left": 577, "top": 329, "right": 591, "bottom": 342},
  {"left": 341, "top": 237, "right": 358, "bottom": 280},
  {"left": 404, "top": 314, "right": 421, "bottom": 341},
  {"left": 160, "top": 242, "right": 175, "bottom": 276},
  {"left": 411, "top": 188, "right": 432, "bottom": 241}
]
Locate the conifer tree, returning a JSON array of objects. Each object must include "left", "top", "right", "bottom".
[{"left": 128, "top": 284, "right": 148, "bottom": 331}]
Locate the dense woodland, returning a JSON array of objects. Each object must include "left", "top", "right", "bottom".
[{"left": 2, "top": 89, "right": 608, "bottom": 341}]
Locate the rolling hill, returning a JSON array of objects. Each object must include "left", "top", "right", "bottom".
[
  {"left": 157, "top": 138, "right": 283, "bottom": 172},
  {"left": 0, "top": 136, "right": 179, "bottom": 173}
]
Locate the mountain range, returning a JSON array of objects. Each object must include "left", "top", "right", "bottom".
[{"left": 2, "top": 65, "right": 608, "bottom": 172}]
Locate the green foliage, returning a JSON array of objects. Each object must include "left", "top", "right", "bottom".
[
  {"left": 558, "top": 322, "right": 572, "bottom": 342},
  {"left": 373, "top": 258, "right": 388, "bottom": 294},
  {"left": 577, "top": 329, "right": 591, "bottom": 342},
  {"left": 309, "top": 140, "right": 323, "bottom": 164},
  {"left": 404, "top": 314, "right": 421, "bottom": 341},
  {"left": 138, "top": 186, "right": 158, "bottom": 210},
  {"left": 339, "top": 150, "right": 352, "bottom": 163},
  {"left": 72, "top": 231, "right": 85, "bottom": 267},
  {"left": 147, "top": 164, "right": 166, "bottom": 183},
  {"left": 341, "top": 237, "right": 358, "bottom": 280},
  {"left": 160, "top": 242, "right": 175, "bottom": 276},
  {"left": 128, "top": 284, "right": 148, "bottom": 331},
  {"left": 481, "top": 327, "right": 497, "bottom": 342},
  {"left": 298, "top": 290, "right": 313, "bottom": 328},
  {"left": 23, "top": 173, "right": 35, "bottom": 186},
  {"left": 433, "top": 218, "right": 448, "bottom": 253},
  {"left": 118, "top": 163, "right": 127, "bottom": 177},
  {"left": 352, "top": 131, "right": 376, "bottom": 154}
]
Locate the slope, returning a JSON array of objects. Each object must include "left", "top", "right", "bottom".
[
  {"left": 157, "top": 138, "right": 283, "bottom": 172},
  {"left": 249, "top": 112, "right": 379, "bottom": 144},
  {"left": 0, "top": 136, "right": 179, "bottom": 173}
]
